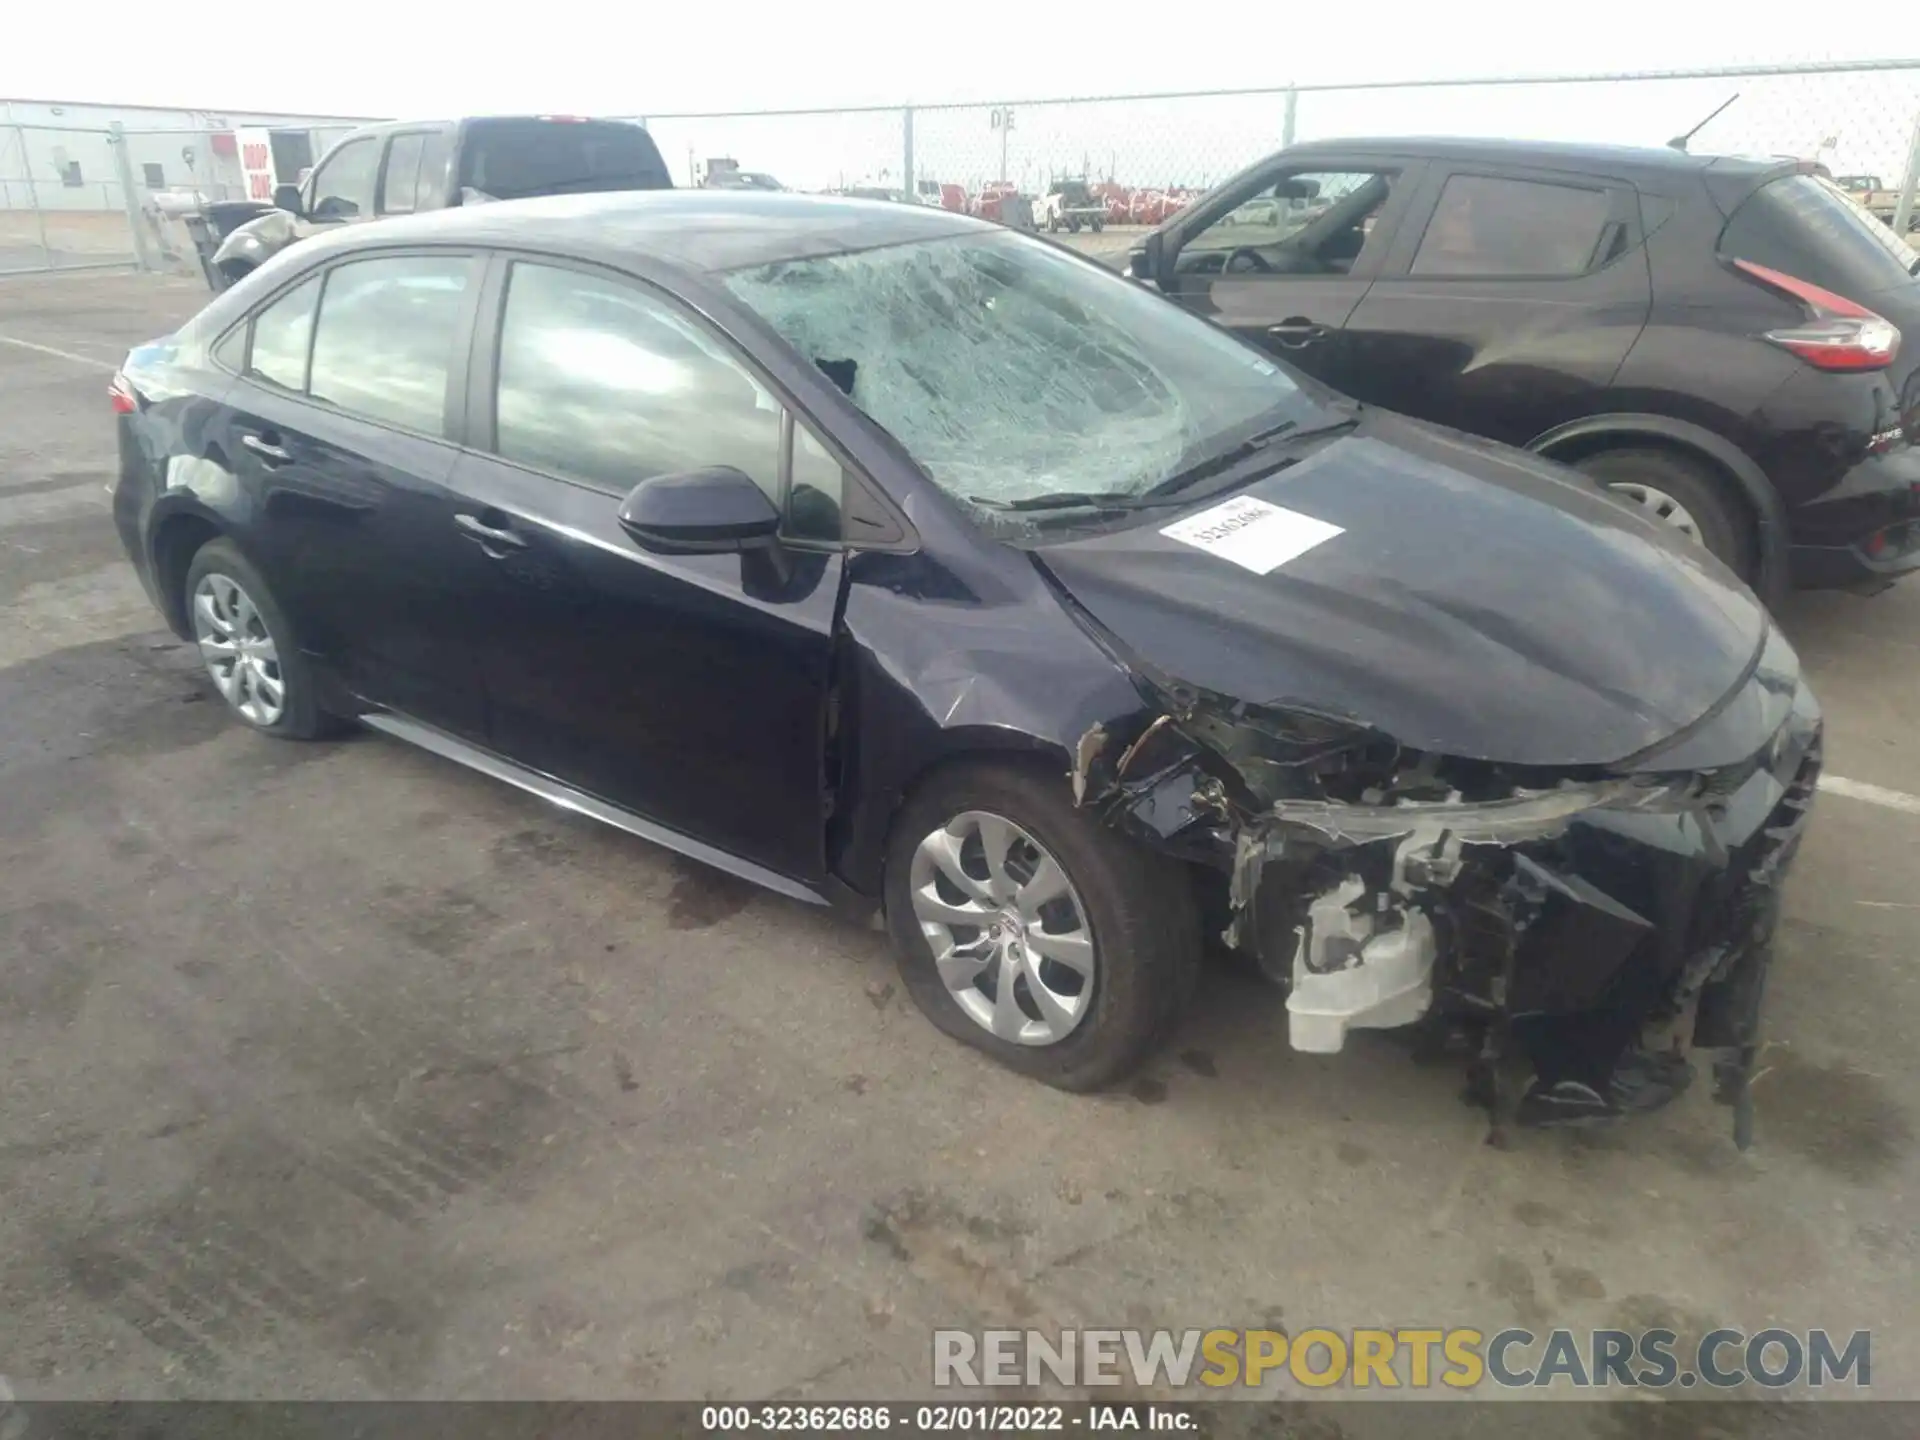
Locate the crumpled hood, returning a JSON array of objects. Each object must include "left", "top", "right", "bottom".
[{"left": 1035, "top": 408, "right": 1771, "bottom": 767}]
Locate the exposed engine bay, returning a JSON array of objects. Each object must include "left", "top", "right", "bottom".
[{"left": 1069, "top": 633, "right": 1821, "bottom": 1148}]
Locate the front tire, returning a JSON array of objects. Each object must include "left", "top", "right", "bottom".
[
  {"left": 183, "top": 538, "right": 332, "bottom": 739},
  {"left": 1574, "top": 447, "right": 1755, "bottom": 580},
  {"left": 884, "top": 761, "right": 1199, "bottom": 1091}
]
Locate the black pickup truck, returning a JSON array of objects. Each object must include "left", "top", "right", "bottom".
[{"left": 199, "top": 115, "right": 672, "bottom": 288}]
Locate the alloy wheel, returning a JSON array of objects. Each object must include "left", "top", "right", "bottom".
[
  {"left": 908, "top": 811, "right": 1096, "bottom": 1046},
  {"left": 1608, "top": 482, "right": 1704, "bottom": 544},
  {"left": 191, "top": 572, "right": 287, "bottom": 726}
]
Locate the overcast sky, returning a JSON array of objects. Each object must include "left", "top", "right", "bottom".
[
  {"left": 1, "top": 3, "right": 1903, "bottom": 118},
  {"left": 3, "top": 5, "right": 1913, "bottom": 191}
]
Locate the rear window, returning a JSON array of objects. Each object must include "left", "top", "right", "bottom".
[
  {"left": 460, "top": 120, "right": 670, "bottom": 200},
  {"left": 1719, "top": 174, "right": 1918, "bottom": 299}
]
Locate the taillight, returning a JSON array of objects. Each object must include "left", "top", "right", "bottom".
[
  {"left": 1732, "top": 257, "right": 1901, "bottom": 371},
  {"left": 108, "top": 372, "right": 138, "bottom": 414}
]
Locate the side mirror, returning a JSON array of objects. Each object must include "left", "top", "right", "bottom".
[
  {"left": 617, "top": 466, "right": 781, "bottom": 554},
  {"left": 272, "top": 183, "right": 304, "bottom": 217},
  {"left": 1134, "top": 230, "right": 1169, "bottom": 288}
]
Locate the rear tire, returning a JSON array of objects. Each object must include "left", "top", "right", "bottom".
[
  {"left": 183, "top": 538, "right": 334, "bottom": 740},
  {"left": 1574, "top": 447, "right": 1755, "bottom": 580},
  {"left": 884, "top": 761, "right": 1200, "bottom": 1092}
]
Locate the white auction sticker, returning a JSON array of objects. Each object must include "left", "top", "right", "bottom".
[{"left": 1158, "top": 495, "right": 1343, "bottom": 574}]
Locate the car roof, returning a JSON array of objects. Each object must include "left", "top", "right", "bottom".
[
  {"left": 1283, "top": 135, "right": 1807, "bottom": 181},
  {"left": 339, "top": 115, "right": 648, "bottom": 137},
  {"left": 312, "top": 190, "right": 997, "bottom": 274}
]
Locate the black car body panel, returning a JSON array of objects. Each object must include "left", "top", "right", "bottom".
[
  {"left": 1032, "top": 407, "right": 1765, "bottom": 766},
  {"left": 1141, "top": 136, "right": 1920, "bottom": 598},
  {"left": 115, "top": 193, "right": 1822, "bottom": 1142}
]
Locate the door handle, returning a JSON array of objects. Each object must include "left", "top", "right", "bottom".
[
  {"left": 240, "top": 431, "right": 291, "bottom": 463},
  {"left": 455, "top": 511, "right": 528, "bottom": 551},
  {"left": 1266, "top": 320, "right": 1329, "bottom": 349}
]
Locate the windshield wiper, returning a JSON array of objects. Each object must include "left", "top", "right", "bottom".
[
  {"left": 966, "top": 412, "right": 1362, "bottom": 519},
  {"left": 967, "top": 489, "right": 1145, "bottom": 513},
  {"left": 1141, "top": 413, "right": 1360, "bottom": 502}
]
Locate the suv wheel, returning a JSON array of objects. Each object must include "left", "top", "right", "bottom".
[
  {"left": 184, "top": 538, "right": 333, "bottom": 738},
  {"left": 1576, "top": 448, "right": 1755, "bottom": 579},
  {"left": 884, "top": 762, "right": 1199, "bottom": 1091}
]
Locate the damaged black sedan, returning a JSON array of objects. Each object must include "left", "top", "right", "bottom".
[{"left": 110, "top": 193, "right": 1820, "bottom": 1142}]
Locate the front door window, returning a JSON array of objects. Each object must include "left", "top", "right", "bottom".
[{"left": 1179, "top": 170, "right": 1396, "bottom": 278}]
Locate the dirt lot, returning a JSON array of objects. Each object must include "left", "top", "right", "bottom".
[{"left": 2, "top": 271, "right": 1919, "bottom": 1420}]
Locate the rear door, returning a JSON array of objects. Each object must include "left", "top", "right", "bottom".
[
  {"left": 442, "top": 255, "right": 848, "bottom": 884},
  {"left": 216, "top": 250, "right": 492, "bottom": 737},
  {"left": 1160, "top": 158, "right": 1423, "bottom": 390},
  {"left": 1339, "top": 165, "right": 1651, "bottom": 444}
]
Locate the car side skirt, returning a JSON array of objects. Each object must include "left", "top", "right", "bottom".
[{"left": 360, "top": 713, "right": 830, "bottom": 909}]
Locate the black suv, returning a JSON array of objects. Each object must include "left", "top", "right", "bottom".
[
  {"left": 1132, "top": 138, "right": 1920, "bottom": 599},
  {"left": 207, "top": 116, "right": 672, "bottom": 288}
]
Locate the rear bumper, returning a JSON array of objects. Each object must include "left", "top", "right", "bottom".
[
  {"left": 112, "top": 414, "right": 167, "bottom": 619},
  {"left": 1785, "top": 442, "right": 1920, "bottom": 590}
]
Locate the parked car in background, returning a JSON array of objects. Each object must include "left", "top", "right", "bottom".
[
  {"left": 1092, "top": 181, "right": 1133, "bottom": 225},
  {"left": 911, "top": 178, "right": 967, "bottom": 211},
  {"left": 1833, "top": 172, "right": 1919, "bottom": 234},
  {"left": 1037, "top": 178, "right": 1107, "bottom": 233},
  {"left": 703, "top": 158, "right": 784, "bottom": 190},
  {"left": 110, "top": 191, "right": 1817, "bottom": 1138},
  {"left": 205, "top": 116, "right": 672, "bottom": 289},
  {"left": 972, "top": 182, "right": 1036, "bottom": 229},
  {"left": 1133, "top": 138, "right": 1920, "bottom": 598},
  {"left": 1127, "top": 188, "right": 1193, "bottom": 226}
]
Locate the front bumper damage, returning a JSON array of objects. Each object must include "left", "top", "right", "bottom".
[{"left": 1071, "top": 648, "right": 1822, "bottom": 1149}]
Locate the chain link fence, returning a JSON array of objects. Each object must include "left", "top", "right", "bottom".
[
  {"left": 6, "top": 61, "right": 1918, "bottom": 279},
  {"left": 638, "top": 59, "right": 1920, "bottom": 257},
  {"left": 1, "top": 118, "right": 368, "bottom": 276}
]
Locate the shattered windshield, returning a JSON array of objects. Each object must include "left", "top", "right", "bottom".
[{"left": 723, "top": 232, "right": 1316, "bottom": 520}]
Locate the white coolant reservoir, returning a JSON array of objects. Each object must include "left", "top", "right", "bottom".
[{"left": 1286, "top": 876, "right": 1437, "bottom": 1054}]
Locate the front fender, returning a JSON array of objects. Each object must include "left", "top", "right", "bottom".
[
  {"left": 1528, "top": 411, "right": 1790, "bottom": 609},
  {"left": 210, "top": 210, "right": 299, "bottom": 276}
]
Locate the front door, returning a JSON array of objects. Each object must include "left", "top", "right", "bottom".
[
  {"left": 219, "top": 251, "right": 491, "bottom": 738},
  {"left": 1162, "top": 162, "right": 1420, "bottom": 391},
  {"left": 445, "top": 257, "right": 849, "bottom": 885}
]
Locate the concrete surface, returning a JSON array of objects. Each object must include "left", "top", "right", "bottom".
[{"left": 1, "top": 271, "right": 1918, "bottom": 1417}]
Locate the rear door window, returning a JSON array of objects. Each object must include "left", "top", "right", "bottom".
[
  {"left": 1719, "top": 174, "right": 1918, "bottom": 300},
  {"left": 1410, "top": 174, "right": 1614, "bottom": 278},
  {"left": 248, "top": 274, "right": 321, "bottom": 391},
  {"left": 380, "top": 133, "right": 426, "bottom": 215},
  {"left": 413, "top": 130, "right": 451, "bottom": 210},
  {"left": 307, "top": 255, "right": 475, "bottom": 434},
  {"left": 460, "top": 120, "right": 671, "bottom": 200}
]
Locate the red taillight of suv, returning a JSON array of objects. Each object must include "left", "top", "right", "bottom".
[
  {"left": 1733, "top": 258, "right": 1902, "bottom": 371},
  {"left": 108, "top": 372, "right": 138, "bottom": 414}
]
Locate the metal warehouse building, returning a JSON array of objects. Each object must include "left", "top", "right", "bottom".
[{"left": 2, "top": 97, "right": 369, "bottom": 213}]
